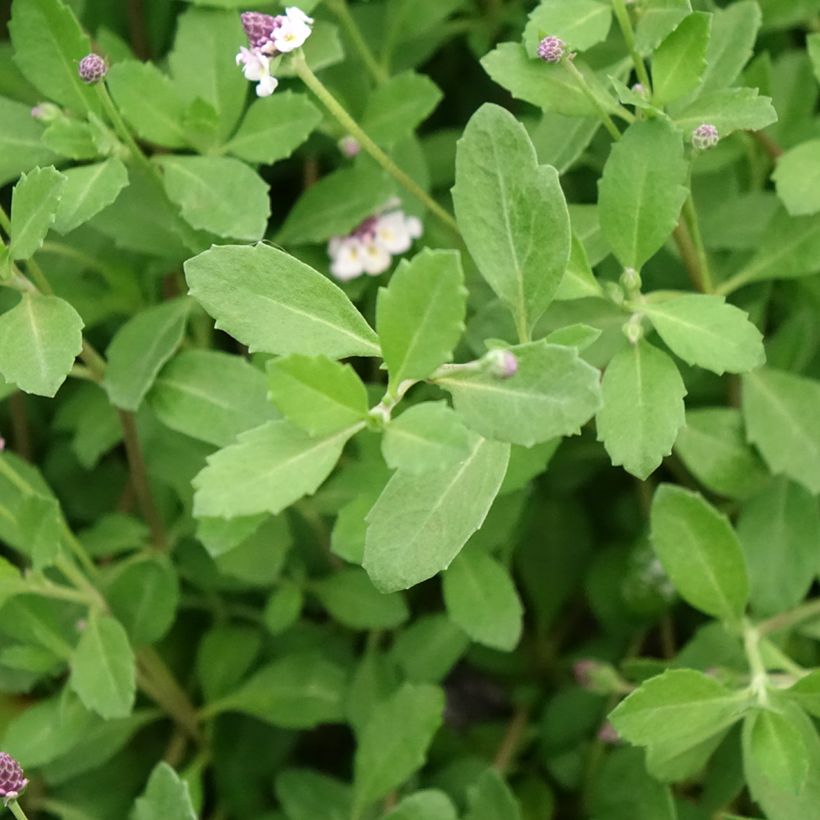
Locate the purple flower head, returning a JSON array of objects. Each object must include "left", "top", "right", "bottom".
[
  {"left": 0, "top": 752, "right": 28, "bottom": 801},
  {"left": 486, "top": 348, "right": 519, "bottom": 379},
  {"left": 241, "top": 11, "right": 282, "bottom": 49},
  {"left": 597, "top": 722, "right": 620, "bottom": 744},
  {"left": 78, "top": 54, "right": 107, "bottom": 84},
  {"left": 537, "top": 36, "right": 566, "bottom": 64},
  {"left": 339, "top": 135, "right": 361, "bottom": 158},
  {"left": 692, "top": 123, "right": 719, "bottom": 151}
]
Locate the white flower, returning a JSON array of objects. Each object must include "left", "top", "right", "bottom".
[
  {"left": 374, "top": 210, "right": 423, "bottom": 255},
  {"left": 361, "top": 237, "right": 392, "bottom": 275},
  {"left": 330, "top": 237, "right": 366, "bottom": 281},
  {"left": 285, "top": 7, "right": 315, "bottom": 26},
  {"left": 272, "top": 15, "right": 312, "bottom": 53},
  {"left": 236, "top": 47, "right": 279, "bottom": 96}
]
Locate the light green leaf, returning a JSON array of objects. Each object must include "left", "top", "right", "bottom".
[
  {"left": 382, "top": 402, "right": 472, "bottom": 475},
  {"left": 391, "top": 614, "right": 469, "bottom": 684},
  {"left": 362, "top": 71, "right": 443, "bottom": 145},
  {"left": 9, "top": 0, "right": 100, "bottom": 115},
  {"left": 132, "top": 762, "right": 197, "bottom": 820},
  {"left": 184, "top": 243, "right": 380, "bottom": 358},
  {"left": 453, "top": 104, "right": 571, "bottom": 334},
  {"left": 0, "top": 293, "right": 83, "bottom": 397},
  {"left": 531, "top": 113, "right": 601, "bottom": 176},
  {"left": 436, "top": 342, "right": 601, "bottom": 447},
  {"left": 772, "top": 139, "right": 820, "bottom": 216},
  {"left": 224, "top": 92, "right": 322, "bottom": 164},
  {"left": 385, "top": 791, "right": 458, "bottom": 820},
  {"left": 746, "top": 709, "right": 808, "bottom": 796},
  {"left": 671, "top": 87, "right": 777, "bottom": 137},
  {"left": 650, "top": 484, "right": 749, "bottom": 622},
  {"left": 276, "top": 770, "right": 352, "bottom": 820},
  {"left": 464, "top": 770, "right": 522, "bottom": 820},
  {"left": 193, "top": 419, "right": 360, "bottom": 518},
  {"left": 544, "top": 323, "right": 602, "bottom": 350},
  {"left": 698, "top": 1, "right": 761, "bottom": 94},
  {"left": 9, "top": 166, "right": 66, "bottom": 260},
  {"left": 54, "top": 158, "right": 129, "bottom": 235},
  {"left": 556, "top": 233, "right": 604, "bottom": 300},
  {"left": 643, "top": 294, "right": 765, "bottom": 375},
  {"left": 443, "top": 550, "right": 523, "bottom": 651},
  {"left": 104, "top": 299, "right": 189, "bottom": 411},
  {"left": 652, "top": 12, "right": 711, "bottom": 105},
  {"left": 364, "top": 435, "right": 510, "bottom": 591},
  {"left": 786, "top": 671, "right": 820, "bottom": 719},
  {"left": 377, "top": 249, "right": 467, "bottom": 392},
  {"left": 598, "top": 118, "right": 688, "bottom": 270},
  {"left": 313, "top": 568, "right": 409, "bottom": 630},
  {"left": 69, "top": 613, "right": 136, "bottom": 719},
  {"left": 742, "top": 367, "right": 820, "bottom": 494},
  {"left": 596, "top": 340, "right": 686, "bottom": 479},
  {"left": 353, "top": 683, "right": 444, "bottom": 809},
  {"left": 811, "top": 32, "right": 820, "bottom": 83},
  {"left": 523, "top": 0, "right": 612, "bottom": 53},
  {"left": 634, "top": 0, "right": 691, "bottom": 53},
  {"left": 150, "top": 350, "right": 278, "bottom": 447},
  {"left": 0, "top": 97, "right": 59, "bottom": 187},
  {"left": 158, "top": 155, "right": 270, "bottom": 241}
]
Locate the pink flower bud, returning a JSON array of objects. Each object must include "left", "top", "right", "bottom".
[
  {"left": 597, "top": 722, "right": 620, "bottom": 744},
  {"left": 0, "top": 752, "right": 28, "bottom": 800},
  {"left": 692, "top": 123, "right": 719, "bottom": 151},
  {"left": 537, "top": 36, "right": 566, "bottom": 63},
  {"left": 31, "top": 102, "right": 61, "bottom": 123},
  {"left": 78, "top": 54, "right": 107, "bottom": 84},
  {"left": 241, "top": 11, "right": 281, "bottom": 49},
  {"left": 485, "top": 348, "right": 518, "bottom": 379},
  {"left": 338, "top": 135, "right": 361, "bottom": 158}
]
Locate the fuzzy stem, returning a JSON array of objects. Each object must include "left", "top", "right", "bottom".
[
  {"left": 7, "top": 800, "right": 30, "bottom": 820},
  {"left": 562, "top": 58, "right": 622, "bottom": 141},
  {"left": 611, "top": 0, "right": 652, "bottom": 91},
  {"left": 291, "top": 53, "right": 461, "bottom": 237},
  {"left": 325, "top": 0, "right": 388, "bottom": 84},
  {"left": 758, "top": 598, "right": 820, "bottom": 636}
]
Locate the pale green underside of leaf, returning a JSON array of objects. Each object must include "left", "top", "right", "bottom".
[{"left": 54, "top": 158, "right": 129, "bottom": 235}]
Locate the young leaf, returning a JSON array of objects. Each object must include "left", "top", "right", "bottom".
[
  {"left": 133, "top": 762, "right": 197, "bottom": 820},
  {"left": 264, "top": 583, "right": 304, "bottom": 635},
  {"left": 596, "top": 340, "right": 686, "bottom": 479},
  {"left": 453, "top": 103, "right": 571, "bottom": 335},
  {"left": 104, "top": 299, "right": 190, "bottom": 411},
  {"left": 598, "top": 118, "right": 688, "bottom": 271},
  {"left": 313, "top": 568, "right": 409, "bottom": 630},
  {"left": 192, "top": 419, "right": 361, "bottom": 518},
  {"left": 435, "top": 342, "right": 602, "bottom": 447},
  {"left": 353, "top": 683, "right": 444, "bottom": 810},
  {"left": 184, "top": 243, "right": 380, "bottom": 359},
  {"left": 362, "top": 71, "right": 443, "bottom": 146},
  {"left": 523, "top": 0, "right": 612, "bottom": 53},
  {"left": 267, "top": 354, "right": 369, "bottom": 436},
  {"left": 384, "top": 790, "right": 458, "bottom": 820},
  {"left": 69, "top": 613, "right": 136, "bottom": 719},
  {"left": 53, "top": 158, "right": 129, "bottom": 235},
  {"left": 364, "top": 436, "right": 510, "bottom": 591},
  {"left": 196, "top": 625, "right": 261, "bottom": 702},
  {"left": 652, "top": 12, "right": 711, "bottom": 105},
  {"left": 650, "top": 484, "right": 749, "bottom": 623},
  {"left": 772, "top": 139, "right": 820, "bottom": 216},
  {"left": 634, "top": 0, "right": 690, "bottom": 52},
  {"left": 442, "top": 550, "right": 523, "bottom": 651},
  {"left": 643, "top": 295, "right": 765, "bottom": 375},
  {"left": 742, "top": 367, "right": 820, "bottom": 494},
  {"left": 0, "top": 293, "right": 83, "bottom": 397},
  {"left": 377, "top": 248, "right": 467, "bottom": 392},
  {"left": 698, "top": 1, "right": 761, "bottom": 95},
  {"left": 464, "top": 770, "right": 522, "bottom": 820},
  {"left": 9, "top": 166, "right": 66, "bottom": 260},
  {"left": 746, "top": 709, "right": 808, "bottom": 796}
]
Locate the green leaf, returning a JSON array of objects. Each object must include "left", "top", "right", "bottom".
[
  {"left": 196, "top": 625, "right": 260, "bottom": 701},
  {"left": 277, "top": 166, "right": 395, "bottom": 245},
  {"left": 523, "top": 0, "right": 612, "bottom": 52},
  {"left": 650, "top": 484, "right": 750, "bottom": 622},
  {"left": 443, "top": 550, "right": 523, "bottom": 651},
  {"left": 150, "top": 350, "right": 278, "bottom": 447},
  {"left": 671, "top": 87, "right": 777, "bottom": 137},
  {"left": 193, "top": 419, "right": 360, "bottom": 518},
  {"left": 276, "top": 770, "right": 352, "bottom": 820},
  {"left": 377, "top": 249, "right": 467, "bottom": 392},
  {"left": 811, "top": 32, "right": 820, "bottom": 83},
  {"left": 9, "top": 166, "right": 66, "bottom": 260},
  {"left": 9, "top": 0, "right": 100, "bottom": 115},
  {"left": 69, "top": 613, "right": 136, "bottom": 719},
  {"left": 746, "top": 709, "right": 808, "bottom": 796},
  {"left": 464, "top": 770, "right": 522, "bottom": 820},
  {"left": 133, "top": 762, "right": 197, "bottom": 820},
  {"left": 738, "top": 478, "right": 820, "bottom": 617},
  {"left": 435, "top": 342, "right": 602, "bottom": 447},
  {"left": 786, "top": 671, "right": 820, "bottom": 719},
  {"left": 53, "top": 158, "right": 129, "bottom": 235},
  {"left": 596, "top": 340, "right": 686, "bottom": 479},
  {"left": 224, "top": 92, "right": 322, "bottom": 164},
  {"left": 772, "top": 139, "right": 820, "bottom": 216},
  {"left": 382, "top": 402, "right": 472, "bottom": 475},
  {"left": 267, "top": 354, "right": 369, "bottom": 436},
  {"left": 362, "top": 71, "right": 443, "bottom": 145},
  {"left": 742, "top": 367, "right": 820, "bottom": 494},
  {"left": 107, "top": 61, "right": 189, "bottom": 149},
  {"left": 353, "top": 683, "right": 444, "bottom": 809},
  {"left": 598, "top": 118, "right": 688, "bottom": 270},
  {"left": 545, "top": 323, "right": 602, "bottom": 350},
  {"left": 698, "top": 1, "right": 761, "bottom": 94},
  {"left": 674, "top": 408, "right": 768, "bottom": 500},
  {"left": 104, "top": 299, "right": 189, "bottom": 411},
  {"left": 0, "top": 97, "right": 59, "bottom": 187},
  {"left": 634, "top": 0, "right": 691, "bottom": 52},
  {"left": 158, "top": 156, "right": 270, "bottom": 241},
  {"left": 453, "top": 103, "right": 571, "bottom": 334},
  {"left": 313, "top": 568, "right": 409, "bottom": 630},
  {"left": 184, "top": 243, "right": 380, "bottom": 359},
  {"left": 652, "top": 12, "right": 711, "bottom": 105},
  {"left": 263, "top": 583, "right": 304, "bottom": 635},
  {"left": 0, "top": 293, "right": 83, "bottom": 397},
  {"left": 391, "top": 614, "right": 469, "bottom": 683},
  {"left": 363, "top": 435, "right": 510, "bottom": 591},
  {"left": 643, "top": 295, "right": 765, "bottom": 375},
  {"left": 384, "top": 791, "right": 458, "bottom": 820}
]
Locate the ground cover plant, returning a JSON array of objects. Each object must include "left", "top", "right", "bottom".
[{"left": 0, "top": 0, "right": 819, "bottom": 817}]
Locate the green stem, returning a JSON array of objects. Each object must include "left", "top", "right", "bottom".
[
  {"left": 714, "top": 266, "right": 753, "bottom": 297},
  {"left": 562, "top": 58, "right": 622, "bottom": 141},
  {"left": 326, "top": 0, "right": 388, "bottom": 84},
  {"left": 743, "top": 619, "right": 769, "bottom": 706},
  {"left": 681, "top": 195, "right": 713, "bottom": 293},
  {"left": 611, "top": 0, "right": 652, "bottom": 91},
  {"left": 759, "top": 598, "right": 820, "bottom": 636},
  {"left": 291, "top": 53, "right": 460, "bottom": 237},
  {"left": 7, "top": 799, "right": 30, "bottom": 820},
  {"left": 138, "top": 646, "right": 202, "bottom": 742}
]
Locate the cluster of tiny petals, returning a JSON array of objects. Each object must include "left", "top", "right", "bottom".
[
  {"left": 692, "top": 123, "right": 719, "bottom": 150},
  {"left": 328, "top": 206, "right": 423, "bottom": 281},
  {"left": 77, "top": 53, "right": 107, "bottom": 84},
  {"left": 236, "top": 7, "right": 314, "bottom": 97},
  {"left": 537, "top": 35, "right": 565, "bottom": 63},
  {"left": 0, "top": 752, "right": 28, "bottom": 800}
]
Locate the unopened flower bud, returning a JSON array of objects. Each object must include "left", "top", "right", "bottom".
[
  {"left": 485, "top": 348, "right": 519, "bottom": 379},
  {"left": 619, "top": 267, "right": 641, "bottom": 294},
  {"left": 0, "top": 752, "right": 28, "bottom": 801},
  {"left": 597, "top": 722, "right": 620, "bottom": 744},
  {"left": 78, "top": 54, "right": 107, "bottom": 84},
  {"left": 692, "top": 123, "right": 719, "bottom": 151},
  {"left": 623, "top": 314, "right": 644, "bottom": 345},
  {"left": 338, "top": 135, "right": 361, "bottom": 158},
  {"left": 631, "top": 83, "right": 646, "bottom": 97},
  {"left": 0, "top": 437, "right": 4, "bottom": 452},
  {"left": 30, "top": 102, "right": 62, "bottom": 123},
  {"left": 537, "top": 36, "right": 566, "bottom": 63},
  {"left": 572, "top": 659, "right": 627, "bottom": 695}
]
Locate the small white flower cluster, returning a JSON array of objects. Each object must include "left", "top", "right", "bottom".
[
  {"left": 236, "top": 8, "right": 313, "bottom": 98},
  {"left": 328, "top": 207, "right": 423, "bottom": 282}
]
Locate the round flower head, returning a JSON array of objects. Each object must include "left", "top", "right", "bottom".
[
  {"left": 692, "top": 123, "right": 719, "bottom": 151},
  {"left": 78, "top": 54, "right": 107, "bottom": 84},
  {"left": 485, "top": 348, "right": 519, "bottom": 379},
  {"left": 537, "top": 36, "right": 565, "bottom": 63},
  {"left": 241, "top": 11, "right": 281, "bottom": 49},
  {"left": 0, "top": 752, "right": 28, "bottom": 801},
  {"left": 338, "top": 135, "right": 361, "bottom": 158}
]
